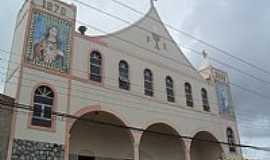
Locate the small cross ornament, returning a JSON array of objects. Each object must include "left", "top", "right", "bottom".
[{"left": 151, "top": 0, "right": 158, "bottom": 6}]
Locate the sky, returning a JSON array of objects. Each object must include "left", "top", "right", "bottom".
[{"left": 1, "top": 0, "right": 270, "bottom": 159}]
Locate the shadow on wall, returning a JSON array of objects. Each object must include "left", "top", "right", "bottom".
[
  {"left": 139, "top": 123, "right": 186, "bottom": 160},
  {"left": 190, "top": 131, "right": 223, "bottom": 160}
]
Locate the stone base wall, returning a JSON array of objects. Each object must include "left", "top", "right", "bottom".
[{"left": 11, "top": 139, "right": 64, "bottom": 160}]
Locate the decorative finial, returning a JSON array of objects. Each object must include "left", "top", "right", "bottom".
[
  {"left": 151, "top": 0, "right": 157, "bottom": 7},
  {"left": 199, "top": 50, "right": 211, "bottom": 71},
  {"left": 202, "top": 50, "right": 208, "bottom": 59}
]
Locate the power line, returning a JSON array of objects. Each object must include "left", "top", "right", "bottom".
[
  {"left": 1, "top": 1, "right": 268, "bottom": 158},
  {"left": 2, "top": 74, "right": 262, "bottom": 130},
  {"left": 0, "top": 100, "right": 269, "bottom": 153},
  {"left": 71, "top": 0, "right": 270, "bottom": 106},
  {"left": 3, "top": 2, "right": 270, "bottom": 102},
  {"left": 76, "top": 19, "right": 270, "bottom": 101},
  {"left": 0, "top": 50, "right": 243, "bottom": 110},
  {"left": 71, "top": 0, "right": 270, "bottom": 86},
  {"left": 182, "top": 46, "right": 270, "bottom": 86},
  {"left": 3, "top": 76, "right": 269, "bottom": 133},
  {"left": 2, "top": 67, "right": 269, "bottom": 129},
  {"left": 0, "top": 51, "right": 269, "bottom": 124},
  {"left": 0, "top": 56, "right": 221, "bottom": 110},
  {"left": 3, "top": 33, "right": 270, "bottom": 90},
  {"left": 1, "top": 0, "right": 268, "bottom": 126},
  {"left": 1, "top": 48, "right": 270, "bottom": 122},
  {"left": 3, "top": 17, "right": 270, "bottom": 101},
  {"left": 102, "top": 0, "right": 270, "bottom": 77},
  {"left": 2, "top": 68, "right": 268, "bottom": 128},
  {"left": 0, "top": 102, "right": 269, "bottom": 160},
  {"left": 4, "top": 1, "right": 268, "bottom": 124}
]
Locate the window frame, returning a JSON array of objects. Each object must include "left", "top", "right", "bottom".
[
  {"left": 166, "top": 76, "right": 175, "bottom": 103},
  {"left": 30, "top": 85, "right": 56, "bottom": 130},
  {"left": 185, "top": 82, "right": 193, "bottom": 107},
  {"left": 201, "top": 88, "right": 210, "bottom": 112},
  {"left": 119, "top": 60, "right": 130, "bottom": 90},
  {"left": 89, "top": 51, "right": 102, "bottom": 82},
  {"left": 227, "top": 128, "right": 237, "bottom": 153},
  {"left": 144, "top": 69, "right": 154, "bottom": 97}
]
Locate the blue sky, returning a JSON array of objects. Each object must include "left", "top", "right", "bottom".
[{"left": 1, "top": 0, "right": 270, "bottom": 159}]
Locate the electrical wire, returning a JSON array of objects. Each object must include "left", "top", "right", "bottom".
[
  {"left": 2, "top": 67, "right": 269, "bottom": 130},
  {"left": 4, "top": 2, "right": 270, "bottom": 102},
  {"left": 0, "top": 49, "right": 236, "bottom": 109},
  {"left": 1, "top": 0, "right": 268, "bottom": 135},
  {"left": 77, "top": 19, "right": 270, "bottom": 101},
  {"left": 0, "top": 49, "right": 269, "bottom": 125},
  {"left": 2, "top": 25, "right": 270, "bottom": 102},
  {"left": 0, "top": 53, "right": 267, "bottom": 124},
  {"left": 0, "top": 100, "right": 269, "bottom": 153},
  {"left": 6, "top": 1, "right": 269, "bottom": 122},
  {"left": 95, "top": 0, "right": 270, "bottom": 78},
  {"left": 3, "top": 1, "right": 269, "bottom": 158}
]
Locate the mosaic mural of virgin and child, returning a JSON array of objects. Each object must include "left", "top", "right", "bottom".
[
  {"left": 27, "top": 13, "right": 71, "bottom": 72},
  {"left": 34, "top": 26, "right": 64, "bottom": 65}
]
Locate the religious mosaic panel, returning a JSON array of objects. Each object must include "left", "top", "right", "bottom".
[
  {"left": 216, "top": 82, "right": 234, "bottom": 116},
  {"left": 25, "top": 10, "right": 72, "bottom": 72}
]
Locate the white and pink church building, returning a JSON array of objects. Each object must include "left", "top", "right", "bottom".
[{"left": 3, "top": 0, "right": 242, "bottom": 159}]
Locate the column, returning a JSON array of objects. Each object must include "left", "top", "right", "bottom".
[
  {"left": 185, "top": 147, "right": 191, "bottom": 160},
  {"left": 132, "top": 130, "right": 142, "bottom": 160},
  {"left": 184, "top": 139, "right": 191, "bottom": 160}
]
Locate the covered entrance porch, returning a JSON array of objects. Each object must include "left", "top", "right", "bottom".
[{"left": 68, "top": 110, "right": 134, "bottom": 160}]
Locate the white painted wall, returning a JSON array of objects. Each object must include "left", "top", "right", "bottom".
[{"left": 14, "top": 67, "right": 69, "bottom": 144}]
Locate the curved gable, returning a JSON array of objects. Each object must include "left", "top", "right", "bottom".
[{"left": 87, "top": 5, "right": 205, "bottom": 80}]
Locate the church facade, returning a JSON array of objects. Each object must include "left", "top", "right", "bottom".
[{"left": 4, "top": 0, "right": 242, "bottom": 159}]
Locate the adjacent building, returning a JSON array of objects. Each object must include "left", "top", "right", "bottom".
[
  {"left": 4, "top": 0, "right": 242, "bottom": 159},
  {"left": 0, "top": 94, "right": 15, "bottom": 160}
]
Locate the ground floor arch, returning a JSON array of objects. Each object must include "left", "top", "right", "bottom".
[
  {"left": 139, "top": 123, "right": 186, "bottom": 160},
  {"left": 190, "top": 131, "right": 223, "bottom": 160},
  {"left": 68, "top": 110, "right": 134, "bottom": 160}
]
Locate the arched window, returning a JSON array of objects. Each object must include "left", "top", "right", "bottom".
[
  {"left": 32, "top": 86, "right": 54, "bottom": 128},
  {"left": 166, "top": 76, "right": 175, "bottom": 102},
  {"left": 119, "top": 60, "right": 129, "bottom": 90},
  {"left": 90, "top": 51, "right": 102, "bottom": 82},
  {"left": 227, "top": 128, "right": 236, "bottom": 152},
  {"left": 201, "top": 88, "right": 210, "bottom": 111},
  {"left": 144, "top": 69, "right": 153, "bottom": 96},
  {"left": 185, "top": 82, "right": 193, "bottom": 107}
]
